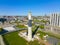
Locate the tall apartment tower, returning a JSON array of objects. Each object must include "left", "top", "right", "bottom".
[
  {"left": 50, "top": 13, "right": 60, "bottom": 27},
  {"left": 28, "top": 12, "right": 32, "bottom": 41}
]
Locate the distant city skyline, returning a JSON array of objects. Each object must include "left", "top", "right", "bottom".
[{"left": 0, "top": 0, "right": 60, "bottom": 16}]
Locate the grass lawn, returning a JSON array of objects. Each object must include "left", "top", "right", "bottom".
[
  {"left": 2, "top": 31, "right": 27, "bottom": 45},
  {"left": 2, "top": 31, "right": 40, "bottom": 45},
  {"left": 37, "top": 30, "right": 60, "bottom": 39},
  {"left": 46, "top": 31, "right": 60, "bottom": 39},
  {"left": 57, "top": 42, "right": 60, "bottom": 45},
  {"left": 16, "top": 25, "right": 27, "bottom": 28}
]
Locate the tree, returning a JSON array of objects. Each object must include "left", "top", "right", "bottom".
[
  {"left": 0, "top": 27, "right": 3, "bottom": 32},
  {"left": 0, "top": 18, "right": 7, "bottom": 24},
  {"left": 39, "top": 24, "right": 44, "bottom": 29}
]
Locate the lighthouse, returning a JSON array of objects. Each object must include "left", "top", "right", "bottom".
[{"left": 28, "top": 12, "right": 32, "bottom": 41}]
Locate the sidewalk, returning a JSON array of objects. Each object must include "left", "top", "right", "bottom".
[
  {"left": 0, "top": 35, "right": 5, "bottom": 45},
  {"left": 37, "top": 36, "right": 51, "bottom": 45}
]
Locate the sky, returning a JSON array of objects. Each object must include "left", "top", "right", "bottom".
[{"left": 0, "top": 0, "right": 60, "bottom": 16}]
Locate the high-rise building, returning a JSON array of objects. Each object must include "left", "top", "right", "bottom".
[
  {"left": 50, "top": 13, "right": 60, "bottom": 27},
  {"left": 28, "top": 12, "right": 32, "bottom": 41}
]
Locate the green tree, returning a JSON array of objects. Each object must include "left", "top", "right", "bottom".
[
  {"left": 0, "top": 27, "right": 3, "bottom": 32},
  {"left": 39, "top": 24, "right": 44, "bottom": 29}
]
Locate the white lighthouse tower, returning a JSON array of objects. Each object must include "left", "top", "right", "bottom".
[{"left": 28, "top": 12, "right": 32, "bottom": 41}]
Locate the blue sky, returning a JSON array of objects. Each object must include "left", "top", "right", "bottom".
[{"left": 0, "top": 0, "right": 60, "bottom": 16}]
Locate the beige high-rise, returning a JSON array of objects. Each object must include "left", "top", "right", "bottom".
[{"left": 50, "top": 13, "right": 60, "bottom": 27}]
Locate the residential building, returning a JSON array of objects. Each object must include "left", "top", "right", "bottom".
[{"left": 50, "top": 13, "right": 60, "bottom": 27}]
